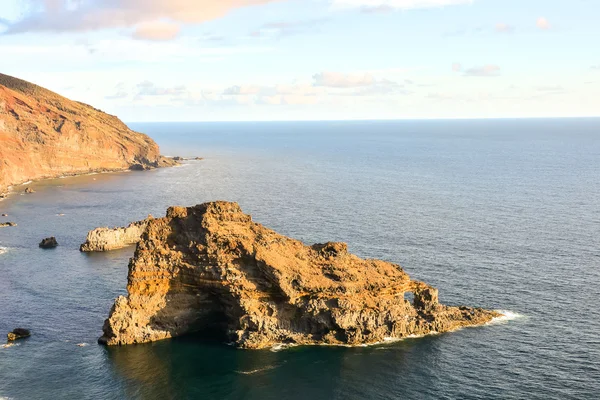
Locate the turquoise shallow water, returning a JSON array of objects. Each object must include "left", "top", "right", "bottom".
[{"left": 0, "top": 119, "right": 599, "bottom": 399}]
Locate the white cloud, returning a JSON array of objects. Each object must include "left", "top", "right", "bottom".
[
  {"left": 132, "top": 21, "right": 181, "bottom": 41},
  {"left": 7, "top": 0, "right": 283, "bottom": 37},
  {"left": 495, "top": 23, "right": 514, "bottom": 33},
  {"left": 313, "top": 71, "right": 376, "bottom": 87},
  {"left": 462, "top": 65, "right": 500, "bottom": 77},
  {"left": 332, "top": 0, "right": 473, "bottom": 10},
  {"left": 536, "top": 17, "right": 550, "bottom": 30}
]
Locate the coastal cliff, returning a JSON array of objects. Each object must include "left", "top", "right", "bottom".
[
  {"left": 100, "top": 202, "right": 499, "bottom": 348},
  {"left": 80, "top": 218, "right": 151, "bottom": 252},
  {"left": 0, "top": 73, "right": 175, "bottom": 197}
]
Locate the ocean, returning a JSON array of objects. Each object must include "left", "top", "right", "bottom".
[{"left": 0, "top": 119, "right": 598, "bottom": 399}]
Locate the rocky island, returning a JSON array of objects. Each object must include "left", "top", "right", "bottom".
[
  {"left": 100, "top": 201, "right": 500, "bottom": 349},
  {"left": 80, "top": 217, "right": 152, "bottom": 252},
  {"left": 0, "top": 73, "right": 176, "bottom": 198}
]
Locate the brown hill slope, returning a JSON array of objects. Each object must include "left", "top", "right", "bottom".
[{"left": 0, "top": 73, "right": 174, "bottom": 196}]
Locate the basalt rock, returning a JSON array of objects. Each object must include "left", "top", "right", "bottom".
[
  {"left": 100, "top": 202, "right": 500, "bottom": 349},
  {"left": 80, "top": 217, "right": 153, "bottom": 252},
  {"left": 0, "top": 73, "right": 177, "bottom": 196},
  {"left": 39, "top": 237, "right": 58, "bottom": 249},
  {"left": 7, "top": 328, "right": 30, "bottom": 341}
]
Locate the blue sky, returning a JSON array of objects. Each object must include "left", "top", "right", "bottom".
[{"left": 0, "top": 0, "right": 598, "bottom": 121}]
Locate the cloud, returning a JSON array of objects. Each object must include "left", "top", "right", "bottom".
[
  {"left": 452, "top": 62, "right": 462, "bottom": 72},
  {"left": 536, "top": 17, "right": 550, "bottom": 30},
  {"left": 132, "top": 20, "right": 181, "bottom": 41},
  {"left": 313, "top": 71, "right": 376, "bottom": 88},
  {"left": 6, "top": 0, "right": 282, "bottom": 36},
  {"left": 534, "top": 85, "right": 566, "bottom": 96},
  {"left": 136, "top": 81, "right": 188, "bottom": 97},
  {"left": 360, "top": 5, "right": 395, "bottom": 13},
  {"left": 256, "top": 95, "right": 319, "bottom": 106},
  {"left": 222, "top": 82, "right": 324, "bottom": 98},
  {"left": 223, "top": 85, "right": 264, "bottom": 95},
  {"left": 495, "top": 23, "right": 514, "bottom": 33},
  {"left": 345, "top": 80, "right": 409, "bottom": 96},
  {"left": 248, "top": 18, "right": 328, "bottom": 39},
  {"left": 591, "top": 65, "right": 600, "bottom": 70},
  {"left": 332, "top": 0, "right": 473, "bottom": 10},
  {"left": 462, "top": 65, "right": 500, "bottom": 77}
]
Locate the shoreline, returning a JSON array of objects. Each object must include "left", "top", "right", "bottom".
[
  {"left": 0, "top": 161, "right": 179, "bottom": 202},
  {"left": 267, "top": 310, "right": 521, "bottom": 351}
]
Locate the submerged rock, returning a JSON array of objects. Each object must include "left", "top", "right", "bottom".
[
  {"left": 100, "top": 202, "right": 500, "bottom": 348},
  {"left": 7, "top": 328, "right": 30, "bottom": 341},
  {"left": 24, "top": 187, "right": 35, "bottom": 194},
  {"left": 80, "top": 217, "right": 152, "bottom": 252},
  {"left": 0, "top": 222, "right": 17, "bottom": 228},
  {"left": 39, "top": 237, "right": 58, "bottom": 249}
]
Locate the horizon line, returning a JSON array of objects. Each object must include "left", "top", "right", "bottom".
[{"left": 125, "top": 116, "right": 600, "bottom": 124}]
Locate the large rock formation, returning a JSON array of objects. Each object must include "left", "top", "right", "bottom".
[
  {"left": 100, "top": 202, "right": 500, "bottom": 349},
  {"left": 0, "top": 73, "right": 176, "bottom": 197},
  {"left": 80, "top": 217, "right": 152, "bottom": 252}
]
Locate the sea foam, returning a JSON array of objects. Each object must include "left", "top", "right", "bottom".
[
  {"left": 235, "top": 365, "right": 278, "bottom": 375},
  {"left": 488, "top": 310, "right": 525, "bottom": 325}
]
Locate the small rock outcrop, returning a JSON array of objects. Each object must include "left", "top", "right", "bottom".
[
  {"left": 100, "top": 202, "right": 500, "bottom": 349},
  {"left": 39, "top": 237, "right": 58, "bottom": 249},
  {"left": 0, "top": 222, "right": 17, "bottom": 228},
  {"left": 24, "top": 187, "right": 35, "bottom": 194},
  {"left": 80, "top": 217, "right": 152, "bottom": 252},
  {"left": 7, "top": 328, "right": 30, "bottom": 341}
]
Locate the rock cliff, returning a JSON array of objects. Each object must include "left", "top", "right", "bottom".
[
  {"left": 0, "top": 73, "right": 175, "bottom": 197},
  {"left": 100, "top": 202, "right": 500, "bottom": 348},
  {"left": 80, "top": 218, "right": 152, "bottom": 252}
]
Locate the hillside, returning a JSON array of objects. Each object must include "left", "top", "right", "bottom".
[{"left": 0, "top": 73, "right": 173, "bottom": 197}]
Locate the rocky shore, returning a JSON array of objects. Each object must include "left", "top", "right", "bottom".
[
  {"left": 100, "top": 201, "right": 500, "bottom": 349},
  {"left": 0, "top": 73, "right": 177, "bottom": 197},
  {"left": 80, "top": 217, "right": 152, "bottom": 252}
]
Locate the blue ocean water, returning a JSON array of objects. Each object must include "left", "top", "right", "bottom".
[{"left": 0, "top": 119, "right": 599, "bottom": 399}]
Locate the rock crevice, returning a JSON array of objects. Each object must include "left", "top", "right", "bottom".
[{"left": 100, "top": 202, "right": 499, "bottom": 349}]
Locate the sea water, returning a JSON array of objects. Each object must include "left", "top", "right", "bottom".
[{"left": 0, "top": 119, "right": 599, "bottom": 399}]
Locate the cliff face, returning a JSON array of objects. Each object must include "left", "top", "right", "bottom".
[
  {"left": 0, "top": 73, "right": 174, "bottom": 196},
  {"left": 100, "top": 202, "right": 499, "bottom": 348},
  {"left": 80, "top": 218, "right": 151, "bottom": 252}
]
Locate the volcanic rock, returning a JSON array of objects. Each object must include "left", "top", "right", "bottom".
[
  {"left": 0, "top": 222, "right": 17, "bottom": 228},
  {"left": 80, "top": 217, "right": 152, "bottom": 252},
  {"left": 0, "top": 73, "right": 177, "bottom": 195},
  {"left": 39, "top": 237, "right": 58, "bottom": 249},
  {"left": 7, "top": 328, "right": 30, "bottom": 341},
  {"left": 100, "top": 202, "right": 500, "bottom": 349}
]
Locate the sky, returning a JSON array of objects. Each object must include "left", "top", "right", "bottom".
[{"left": 0, "top": 0, "right": 598, "bottom": 121}]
